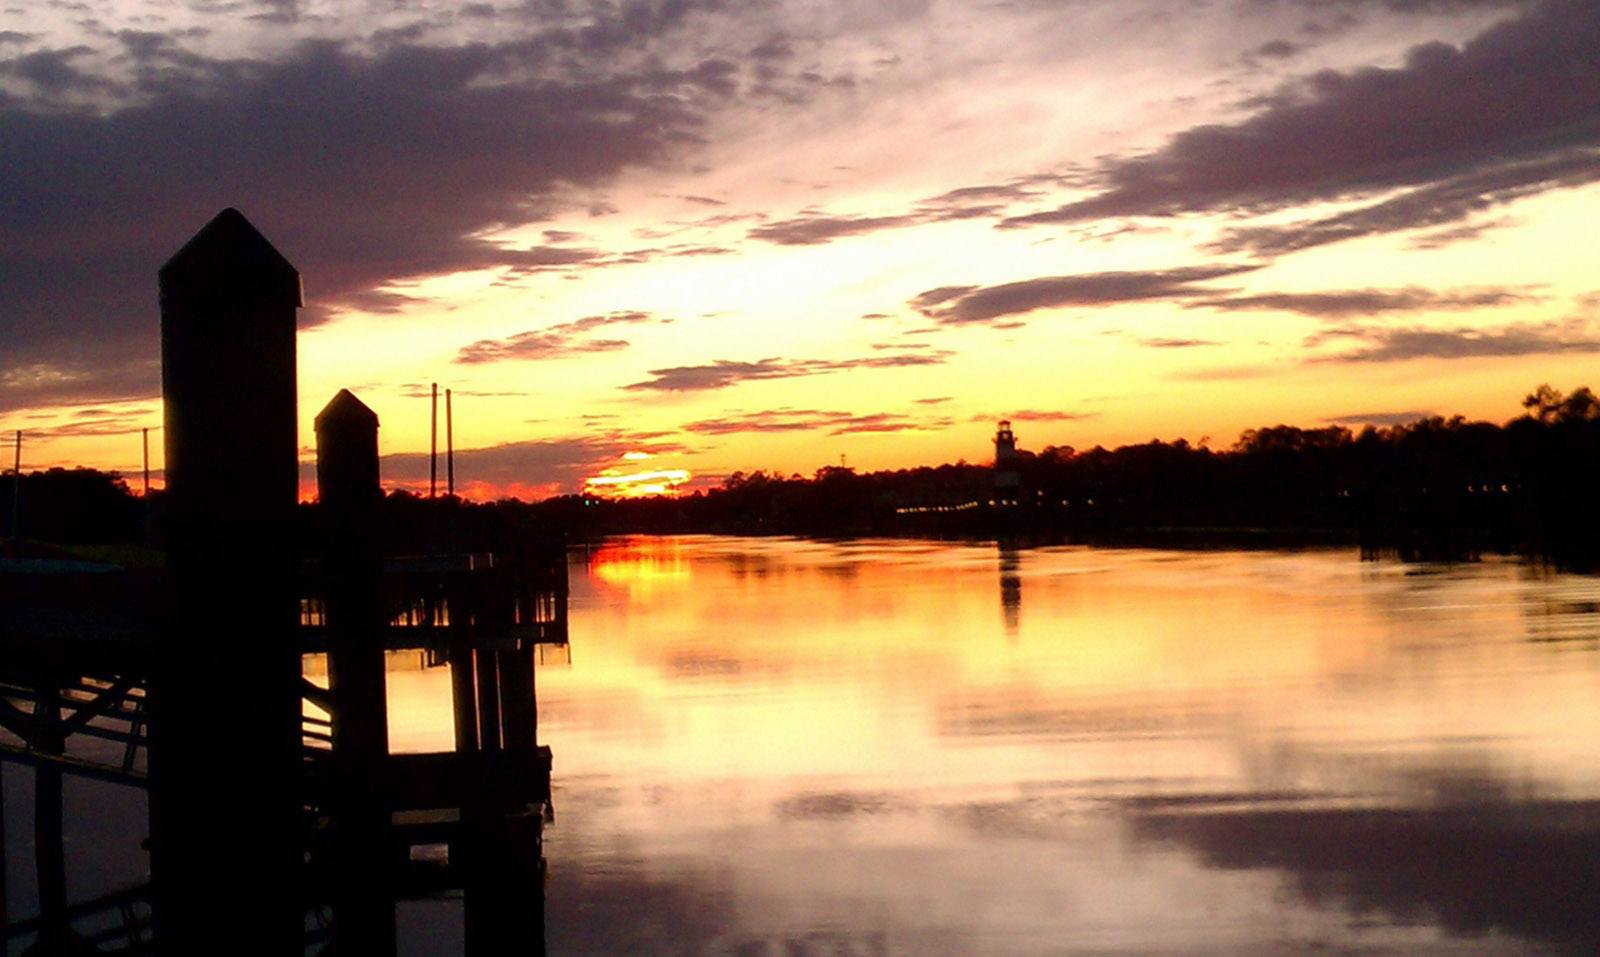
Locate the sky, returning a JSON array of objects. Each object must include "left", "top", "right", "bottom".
[{"left": 2, "top": 0, "right": 1598, "bottom": 498}]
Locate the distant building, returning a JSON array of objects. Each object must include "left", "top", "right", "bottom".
[{"left": 994, "top": 420, "right": 1020, "bottom": 501}]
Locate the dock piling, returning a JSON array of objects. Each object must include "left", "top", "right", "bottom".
[{"left": 151, "top": 207, "right": 305, "bottom": 951}]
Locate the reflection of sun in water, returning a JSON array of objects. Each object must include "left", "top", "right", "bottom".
[
  {"left": 590, "top": 538, "right": 691, "bottom": 596},
  {"left": 584, "top": 451, "right": 691, "bottom": 498}
]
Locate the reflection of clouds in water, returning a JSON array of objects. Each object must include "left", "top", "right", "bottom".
[
  {"left": 1124, "top": 796, "right": 1600, "bottom": 953},
  {"left": 546, "top": 863, "right": 739, "bottom": 954},
  {"left": 772, "top": 790, "right": 898, "bottom": 820},
  {"left": 542, "top": 539, "right": 1600, "bottom": 954}
]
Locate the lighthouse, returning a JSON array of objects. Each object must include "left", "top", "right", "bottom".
[{"left": 994, "top": 420, "right": 1020, "bottom": 502}]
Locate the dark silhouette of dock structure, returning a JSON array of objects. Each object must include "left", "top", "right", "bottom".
[{"left": 0, "top": 209, "right": 565, "bottom": 954}]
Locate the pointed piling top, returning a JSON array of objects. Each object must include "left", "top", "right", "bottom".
[
  {"left": 315, "top": 388, "right": 379, "bottom": 431},
  {"left": 159, "top": 208, "right": 303, "bottom": 308}
]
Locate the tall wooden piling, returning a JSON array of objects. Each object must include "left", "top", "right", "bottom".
[
  {"left": 33, "top": 677, "right": 67, "bottom": 950},
  {"left": 315, "top": 389, "right": 397, "bottom": 954},
  {"left": 151, "top": 208, "right": 304, "bottom": 951}
]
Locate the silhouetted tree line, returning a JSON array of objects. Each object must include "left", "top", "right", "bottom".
[
  {"left": 6, "top": 386, "right": 1599, "bottom": 563},
  {"left": 0, "top": 467, "right": 145, "bottom": 545}
]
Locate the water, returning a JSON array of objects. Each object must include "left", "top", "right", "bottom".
[
  {"left": 9, "top": 536, "right": 1599, "bottom": 953},
  {"left": 396, "top": 536, "right": 1600, "bottom": 955}
]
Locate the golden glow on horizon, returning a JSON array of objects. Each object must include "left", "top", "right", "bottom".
[{"left": 584, "top": 467, "right": 692, "bottom": 498}]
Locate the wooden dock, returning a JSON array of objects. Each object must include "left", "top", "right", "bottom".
[{"left": 0, "top": 209, "right": 561, "bottom": 955}]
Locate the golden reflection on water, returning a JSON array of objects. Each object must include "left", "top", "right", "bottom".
[{"left": 389, "top": 537, "right": 1600, "bottom": 955}]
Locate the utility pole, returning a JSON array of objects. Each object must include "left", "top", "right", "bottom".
[
  {"left": 430, "top": 382, "right": 439, "bottom": 499},
  {"left": 9, "top": 429, "right": 19, "bottom": 538},
  {"left": 446, "top": 388, "right": 455, "bottom": 497}
]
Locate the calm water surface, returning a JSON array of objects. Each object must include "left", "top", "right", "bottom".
[{"left": 395, "top": 536, "right": 1600, "bottom": 956}]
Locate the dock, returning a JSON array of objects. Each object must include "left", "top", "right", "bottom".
[{"left": 0, "top": 208, "right": 563, "bottom": 955}]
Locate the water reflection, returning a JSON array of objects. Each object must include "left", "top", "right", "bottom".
[
  {"left": 997, "top": 541, "right": 1021, "bottom": 637},
  {"left": 518, "top": 537, "right": 1600, "bottom": 955}
]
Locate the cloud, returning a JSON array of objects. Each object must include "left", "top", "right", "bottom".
[
  {"left": 910, "top": 265, "right": 1258, "bottom": 324},
  {"left": 1195, "top": 285, "right": 1540, "bottom": 317},
  {"left": 0, "top": 0, "right": 835, "bottom": 412},
  {"left": 1126, "top": 795, "right": 1600, "bottom": 951},
  {"left": 1002, "top": 0, "right": 1600, "bottom": 249},
  {"left": 746, "top": 175, "right": 1066, "bottom": 246},
  {"left": 1209, "top": 151, "right": 1600, "bottom": 256},
  {"left": 1322, "top": 409, "right": 1434, "bottom": 425},
  {"left": 1310, "top": 320, "right": 1600, "bottom": 362},
  {"left": 455, "top": 311, "right": 665, "bottom": 364},
  {"left": 14, "top": 406, "right": 160, "bottom": 440},
  {"left": 624, "top": 352, "right": 951, "bottom": 392},
  {"left": 681, "top": 407, "right": 948, "bottom": 436},
  {"left": 1140, "top": 337, "right": 1219, "bottom": 348},
  {"left": 748, "top": 211, "right": 926, "bottom": 245},
  {"left": 973, "top": 409, "right": 1099, "bottom": 423},
  {"left": 379, "top": 427, "right": 682, "bottom": 495}
]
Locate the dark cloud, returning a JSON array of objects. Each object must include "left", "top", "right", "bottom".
[
  {"left": 910, "top": 265, "right": 1258, "bottom": 325},
  {"left": 748, "top": 211, "right": 926, "bottom": 245},
  {"left": 0, "top": 359, "right": 162, "bottom": 410},
  {"left": 1140, "top": 337, "right": 1219, "bottom": 348},
  {"left": 1322, "top": 409, "right": 1434, "bottom": 425},
  {"left": 15, "top": 407, "right": 159, "bottom": 439},
  {"left": 681, "top": 407, "right": 948, "bottom": 436},
  {"left": 1209, "top": 150, "right": 1600, "bottom": 256},
  {"left": 746, "top": 175, "right": 1063, "bottom": 246},
  {"left": 624, "top": 352, "right": 951, "bottom": 392},
  {"left": 379, "top": 425, "right": 682, "bottom": 493},
  {"left": 455, "top": 311, "right": 664, "bottom": 364},
  {"left": 1249, "top": 39, "right": 1302, "bottom": 60},
  {"left": 1003, "top": 0, "right": 1600, "bottom": 249},
  {"left": 1310, "top": 320, "right": 1600, "bottom": 362},
  {"left": 973, "top": 409, "right": 1099, "bottom": 423},
  {"left": 1195, "top": 285, "right": 1539, "bottom": 317},
  {"left": 0, "top": 45, "right": 111, "bottom": 96},
  {"left": 0, "top": 1, "right": 812, "bottom": 412}
]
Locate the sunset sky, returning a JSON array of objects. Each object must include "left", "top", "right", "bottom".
[{"left": 3, "top": 0, "right": 1598, "bottom": 498}]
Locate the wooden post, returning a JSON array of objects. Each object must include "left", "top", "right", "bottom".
[
  {"left": 0, "top": 753, "right": 6, "bottom": 930},
  {"left": 142, "top": 426, "right": 152, "bottom": 545},
  {"left": 151, "top": 207, "right": 304, "bottom": 951},
  {"left": 462, "top": 586, "right": 545, "bottom": 954},
  {"left": 450, "top": 641, "right": 478, "bottom": 754},
  {"left": 315, "top": 389, "right": 397, "bottom": 954},
  {"left": 429, "top": 383, "right": 438, "bottom": 499},
  {"left": 33, "top": 678, "right": 67, "bottom": 950},
  {"left": 9, "top": 429, "right": 19, "bottom": 538},
  {"left": 446, "top": 389, "right": 454, "bottom": 497}
]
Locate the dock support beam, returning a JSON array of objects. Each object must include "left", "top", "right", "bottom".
[
  {"left": 150, "top": 208, "right": 305, "bottom": 951},
  {"left": 316, "top": 389, "right": 397, "bottom": 955}
]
